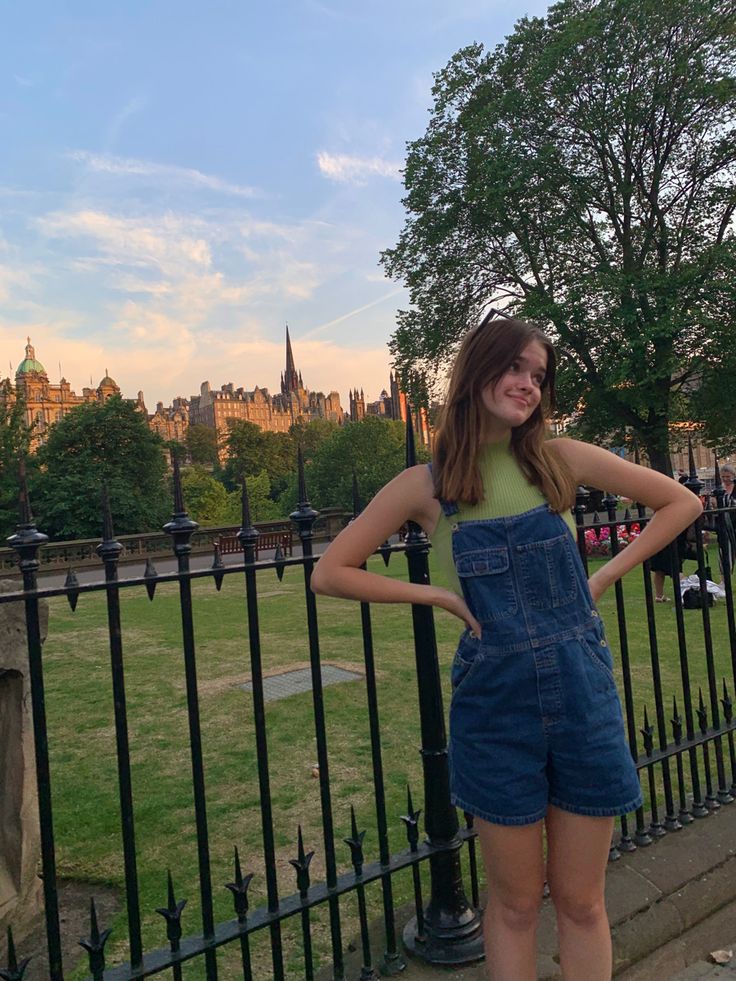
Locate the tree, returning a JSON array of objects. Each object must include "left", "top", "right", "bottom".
[
  {"left": 222, "top": 420, "right": 294, "bottom": 498},
  {"left": 33, "top": 396, "right": 170, "bottom": 540},
  {"left": 185, "top": 424, "right": 219, "bottom": 466},
  {"left": 288, "top": 418, "right": 337, "bottom": 461},
  {"left": 382, "top": 0, "right": 736, "bottom": 473},
  {"left": 180, "top": 466, "right": 281, "bottom": 525},
  {"left": 181, "top": 466, "right": 233, "bottom": 525},
  {"left": 280, "top": 416, "right": 429, "bottom": 514},
  {"left": 0, "top": 382, "right": 33, "bottom": 540}
]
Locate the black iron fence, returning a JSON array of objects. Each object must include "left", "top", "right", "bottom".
[{"left": 1, "top": 425, "right": 735, "bottom": 981}]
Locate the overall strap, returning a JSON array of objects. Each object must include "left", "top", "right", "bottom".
[{"left": 426, "top": 462, "right": 459, "bottom": 517}]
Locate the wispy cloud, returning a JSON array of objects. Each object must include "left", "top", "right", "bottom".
[
  {"left": 105, "top": 95, "right": 147, "bottom": 148},
  {"left": 316, "top": 151, "right": 401, "bottom": 185},
  {"left": 302, "top": 287, "right": 403, "bottom": 339},
  {"left": 70, "top": 150, "right": 262, "bottom": 198},
  {"left": 38, "top": 209, "right": 213, "bottom": 277}
]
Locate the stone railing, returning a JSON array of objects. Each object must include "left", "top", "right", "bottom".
[{"left": 0, "top": 508, "right": 351, "bottom": 577}]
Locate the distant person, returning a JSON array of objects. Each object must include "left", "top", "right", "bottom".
[
  {"left": 722, "top": 464, "right": 736, "bottom": 508},
  {"left": 312, "top": 313, "right": 700, "bottom": 981}
]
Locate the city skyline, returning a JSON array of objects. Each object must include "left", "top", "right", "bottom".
[
  {"left": 3, "top": 329, "right": 396, "bottom": 411},
  {"left": 0, "top": 1, "right": 550, "bottom": 405}
]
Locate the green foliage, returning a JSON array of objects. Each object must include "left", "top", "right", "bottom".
[
  {"left": 185, "top": 424, "right": 219, "bottom": 466},
  {"left": 222, "top": 420, "right": 294, "bottom": 498},
  {"left": 33, "top": 396, "right": 170, "bottom": 540},
  {"left": 382, "top": 0, "right": 736, "bottom": 472},
  {"left": 279, "top": 416, "right": 430, "bottom": 513},
  {"left": 181, "top": 466, "right": 281, "bottom": 525},
  {"left": 181, "top": 467, "right": 234, "bottom": 525},
  {"left": 288, "top": 417, "right": 337, "bottom": 461},
  {"left": 0, "top": 383, "right": 33, "bottom": 539}
]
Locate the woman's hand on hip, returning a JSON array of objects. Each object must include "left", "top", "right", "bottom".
[{"left": 432, "top": 588, "right": 482, "bottom": 638}]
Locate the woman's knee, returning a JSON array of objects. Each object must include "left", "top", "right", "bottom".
[
  {"left": 551, "top": 891, "right": 607, "bottom": 929},
  {"left": 487, "top": 890, "right": 543, "bottom": 932}
]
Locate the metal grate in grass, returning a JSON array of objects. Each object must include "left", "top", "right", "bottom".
[{"left": 240, "top": 665, "right": 363, "bottom": 702}]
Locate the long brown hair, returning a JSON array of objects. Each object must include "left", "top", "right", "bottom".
[{"left": 432, "top": 314, "right": 576, "bottom": 512}]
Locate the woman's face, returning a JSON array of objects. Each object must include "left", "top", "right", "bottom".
[
  {"left": 723, "top": 470, "right": 735, "bottom": 487},
  {"left": 480, "top": 340, "right": 548, "bottom": 437}
]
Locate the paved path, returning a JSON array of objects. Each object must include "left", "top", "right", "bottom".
[{"left": 326, "top": 801, "right": 736, "bottom": 981}]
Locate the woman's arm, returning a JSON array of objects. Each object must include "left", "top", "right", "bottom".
[
  {"left": 310, "top": 464, "right": 481, "bottom": 634},
  {"left": 549, "top": 438, "right": 703, "bottom": 601}
]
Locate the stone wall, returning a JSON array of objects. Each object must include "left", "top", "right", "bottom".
[{"left": 0, "top": 580, "right": 46, "bottom": 940}]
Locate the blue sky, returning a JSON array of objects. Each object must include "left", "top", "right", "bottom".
[{"left": 1, "top": 0, "right": 549, "bottom": 408}]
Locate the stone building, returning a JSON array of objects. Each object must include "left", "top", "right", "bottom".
[
  {"left": 189, "top": 327, "right": 345, "bottom": 450},
  {"left": 148, "top": 397, "right": 189, "bottom": 443},
  {"left": 2, "top": 339, "right": 125, "bottom": 449}
]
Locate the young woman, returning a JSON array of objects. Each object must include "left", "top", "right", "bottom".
[{"left": 310, "top": 315, "right": 701, "bottom": 981}]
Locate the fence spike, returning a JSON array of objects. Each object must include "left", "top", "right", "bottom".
[
  {"left": 378, "top": 540, "right": 392, "bottom": 566},
  {"left": 241, "top": 476, "right": 252, "bottom": 532},
  {"left": 78, "top": 898, "right": 112, "bottom": 980},
  {"left": 172, "top": 454, "right": 185, "bottom": 515},
  {"left": 697, "top": 688, "right": 708, "bottom": 733},
  {"left": 352, "top": 469, "right": 361, "bottom": 519},
  {"left": 671, "top": 695, "right": 683, "bottom": 744},
  {"left": 101, "top": 484, "right": 115, "bottom": 543},
  {"left": 343, "top": 805, "right": 367, "bottom": 875},
  {"left": 210, "top": 543, "right": 225, "bottom": 591},
  {"left": 273, "top": 543, "right": 286, "bottom": 581},
  {"left": 17, "top": 459, "right": 32, "bottom": 527},
  {"left": 624, "top": 507, "right": 631, "bottom": 521},
  {"left": 144, "top": 557, "right": 159, "bottom": 599},
  {"left": 297, "top": 443, "right": 308, "bottom": 507},
  {"left": 225, "top": 846, "right": 254, "bottom": 921},
  {"left": 400, "top": 784, "right": 421, "bottom": 851},
  {"left": 289, "top": 826, "right": 315, "bottom": 898},
  {"left": 64, "top": 567, "right": 80, "bottom": 611},
  {"left": 96, "top": 485, "right": 124, "bottom": 565},
  {"left": 155, "top": 870, "right": 187, "bottom": 945},
  {"left": 640, "top": 706, "right": 654, "bottom": 756},
  {"left": 405, "top": 406, "right": 417, "bottom": 469},
  {"left": 0, "top": 926, "right": 31, "bottom": 981},
  {"left": 721, "top": 679, "right": 733, "bottom": 724}
]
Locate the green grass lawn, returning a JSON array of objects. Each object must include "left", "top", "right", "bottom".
[{"left": 38, "top": 545, "right": 734, "bottom": 978}]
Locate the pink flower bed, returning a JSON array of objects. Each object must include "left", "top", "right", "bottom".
[{"left": 584, "top": 523, "right": 641, "bottom": 557}]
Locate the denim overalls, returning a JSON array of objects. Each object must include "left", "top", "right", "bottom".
[{"left": 440, "top": 497, "right": 642, "bottom": 826}]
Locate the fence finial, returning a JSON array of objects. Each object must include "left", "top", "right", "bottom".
[
  {"left": 1, "top": 925, "right": 31, "bottom": 981},
  {"left": 405, "top": 406, "right": 417, "bottom": 469}
]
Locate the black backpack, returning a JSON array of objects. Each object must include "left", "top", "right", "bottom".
[{"left": 682, "top": 587, "right": 714, "bottom": 609}]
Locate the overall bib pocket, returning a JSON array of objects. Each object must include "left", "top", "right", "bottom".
[
  {"left": 515, "top": 533, "right": 577, "bottom": 609},
  {"left": 455, "top": 546, "right": 517, "bottom": 622}
]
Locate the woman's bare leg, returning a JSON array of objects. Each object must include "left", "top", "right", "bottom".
[
  {"left": 545, "top": 806, "right": 615, "bottom": 980},
  {"left": 475, "top": 816, "right": 545, "bottom": 981}
]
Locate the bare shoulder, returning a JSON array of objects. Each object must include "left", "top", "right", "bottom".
[
  {"left": 546, "top": 437, "right": 701, "bottom": 514},
  {"left": 396, "top": 464, "right": 441, "bottom": 533}
]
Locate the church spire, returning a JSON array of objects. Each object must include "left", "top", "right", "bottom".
[{"left": 283, "top": 323, "right": 299, "bottom": 395}]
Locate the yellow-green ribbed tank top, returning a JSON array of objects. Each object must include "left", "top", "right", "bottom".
[{"left": 430, "top": 436, "right": 577, "bottom": 596}]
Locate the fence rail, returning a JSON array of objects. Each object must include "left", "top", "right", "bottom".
[{"left": 1, "top": 429, "right": 736, "bottom": 980}]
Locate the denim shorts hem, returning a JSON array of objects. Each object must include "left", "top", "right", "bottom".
[
  {"left": 451, "top": 794, "right": 547, "bottom": 827},
  {"left": 548, "top": 794, "right": 643, "bottom": 818}
]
